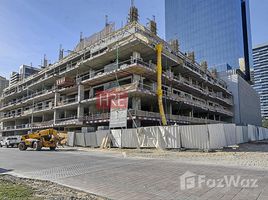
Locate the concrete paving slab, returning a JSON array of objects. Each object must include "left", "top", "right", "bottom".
[{"left": 0, "top": 148, "right": 268, "bottom": 200}]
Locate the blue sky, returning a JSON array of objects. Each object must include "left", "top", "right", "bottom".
[{"left": 0, "top": 0, "right": 267, "bottom": 78}]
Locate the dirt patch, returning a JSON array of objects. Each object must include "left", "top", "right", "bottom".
[{"left": 0, "top": 175, "right": 108, "bottom": 200}]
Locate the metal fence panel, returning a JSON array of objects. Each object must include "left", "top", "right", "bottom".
[
  {"left": 137, "top": 127, "right": 158, "bottom": 148},
  {"left": 111, "top": 130, "right": 122, "bottom": 148},
  {"left": 258, "top": 127, "right": 265, "bottom": 141},
  {"left": 96, "top": 130, "right": 110, "bottom": 146},
  {"left": 85, "top": 132, "right": 97, "bottom": 147},
  {"left": 208, "top": 124, "right": 227, "bottom": 149},
  {"left": 223, "top": 124, "right": 236, "bottom": 146},
  {"left": 121, "top": 129, "right": 139, "bottom": 148},
  {"left": 248, "top": 125, "right": 258, "bottom": 141},
  {"left": 67, "top": 132, "right": 75, "bottom": 147},
  {"left": 235, "top": 126, "right": 244, "bottom": 144},
  {"left": 242, "top": 126, "right": 249, "bottom": 143},
  {"left": 180, "top": 125, "right": 209, "bottom": 149},
  {"left": 161, "top": 126, "right": 181, "bottom": 149},
  {"left": 75, "top": 132, "right": 86, "bottom": 147},
  {"left": 265, "top": 128, "right": 268, "bottom": 139}
]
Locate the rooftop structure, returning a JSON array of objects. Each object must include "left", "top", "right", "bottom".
[{"left": 0, "top": 5, "right": 233, "bottom": 136}]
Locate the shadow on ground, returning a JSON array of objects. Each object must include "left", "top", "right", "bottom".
[{"left": 24, "top": 148, "right": 78, "bottom": 152}]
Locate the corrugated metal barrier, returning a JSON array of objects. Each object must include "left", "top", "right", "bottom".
[{"left": 67, "top": 124, "right": 268, "bottom": 150}]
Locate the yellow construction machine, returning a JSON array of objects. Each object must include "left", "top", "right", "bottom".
[{"left": 18, "top": 129, "right": 63, "bottom": 151}]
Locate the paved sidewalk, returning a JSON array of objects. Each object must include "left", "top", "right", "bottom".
[{"left": 0, "top": 148, "right": 267, "bottom": 200}]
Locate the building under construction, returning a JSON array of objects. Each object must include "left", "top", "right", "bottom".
[{"left": 0, "top": 4, "right": 233, "bottom": 136}]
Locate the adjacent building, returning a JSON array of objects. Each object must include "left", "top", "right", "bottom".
[
  {"left": 9, "top": 72, "right": 19, "bottom": 87},
  {"left": 220, "top": 70, "right": 262, "bottom": 126},
  {"left": 0, "top": 76, "right": 9, "bottom": 96},
  {"left": 9, "top": 65, "right": 40, "bottom": 87},
  {"left": 0, "top": 76, "right": 9, "bottom": 135},
  {"left": 165, "top": 0, "right": 253, "bottom": 80},
  {"left": 253, "top": 43, "right": 268, "bottom": 120},
  {"left": 0, "top": 6, "right": 234, "bottom": 136},
  {"left": 19, "top": 65, "right": 40, "bottom": 81}
]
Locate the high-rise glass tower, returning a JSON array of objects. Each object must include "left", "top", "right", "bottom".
[
  {"left": 165, "top": 0, "right": 253, "bottom": 80},
  {"left": 253, "top": 43, "right": 268, "bottom": 119}
]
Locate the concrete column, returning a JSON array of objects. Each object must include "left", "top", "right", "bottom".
[
  {"left": 189, "top": 77, "right": 193, "bottom": 84},
  {"left": 133, "top": 74, "right": 141, "bottom": 83},
  {"left": 54, "top": 92, "right": 60, "bottom": 107},
  {"left": 131, "top": 96, "right": 141, "bottom": 128},
  {"left": 89, "top": 88, "right": 94, "bottom": 98},
  {"left": 77, "top": 105, "right": 84, "bottom": 119},
  {"left": 89, "top": 69, "right": 95, "bottom": 78},
  {"left": 132, "top": 51, "right": 141, "bottom": 60},
  {"left": 78, "top": 84, "right": 84, "bottom": 102},
  {"left": 133, "top": 74, "right": 142, "bottom": 88},
  {"left": 189, "top": 108, "right": 194, "bottom": 118},
  {"left": 64, "top": 110, "right": 68, "bottom": 118},
  {"left": 53, "top": 109, "right": 59, "bottom": 124},
  {"left": 132, "top": 96, "right": 141, "bottom": 110},
  {"left": 42, "top": 102, "right": 46, "bottom": 110},
  {"left": 167, "top": 86, "right": 172, "bottom": 97},
  {"left": 179, "top": 73, "right": 182, "bottom": 81},
  {"left": 167, "top": 102, "right": 172, "bottom": 115},
  {"left": 206, "top": 86, "right": 209, "bottom": 93}
]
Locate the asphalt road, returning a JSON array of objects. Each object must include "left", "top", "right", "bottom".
[{"left": 0, "top": 148, "right": 268, "bottom": 200}]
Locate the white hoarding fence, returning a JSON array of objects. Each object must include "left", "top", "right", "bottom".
[
  {"left": 180, "top": 125, "right": 209, "bottom": 149},
  {"left": 223, "top": 124, "right": 237, "bottom": 146},
  {"left": 68, "top": 124, "right": 268, "bottom": 150},
  {"left": 162, "top": 126, "right": 181, "bottom": 149},
  {"left": 248, "top": 125, "right": 258, "bottom": 141},
  {"left": 121, "top": 129, "right": 139, "bottom": 148},
  {"left": 208, "top": 124, "right": 227, "bottom": 149},
  {"left": 85, "top": 132, "right": 97, "bottom": 147},
  {"left": 111, "top": 129, "right": 122, "bottom": 148},
  {"left": 235, "top": 126, "right": 244, "bottom": 144}
]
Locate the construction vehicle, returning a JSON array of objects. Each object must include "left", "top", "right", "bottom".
[{"left": 18, "top": 129, "right": 62, "bottom": 151}]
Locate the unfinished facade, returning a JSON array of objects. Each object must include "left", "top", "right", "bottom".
[{"left": 0, "top": 8, "right": 233, "bottom": 136}]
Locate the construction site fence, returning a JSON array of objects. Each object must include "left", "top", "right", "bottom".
[{"left": 67, "top": 124, "right": 268, "bottom": 150}]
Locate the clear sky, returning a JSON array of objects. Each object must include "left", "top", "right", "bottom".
[{"left": 0, "top": 0, "right": 267, "bottom": 79}]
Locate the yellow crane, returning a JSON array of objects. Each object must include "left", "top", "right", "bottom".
[{"left": 156, "top": 43, "right": 167, "bottom": 126}]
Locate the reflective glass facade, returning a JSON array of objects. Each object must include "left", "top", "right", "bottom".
[
  {"left": 253, "top": 44, "right": 268, "bottom": 119},
  {"left": 165, "top": 0, "right": 253, "bottom": 78}
]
